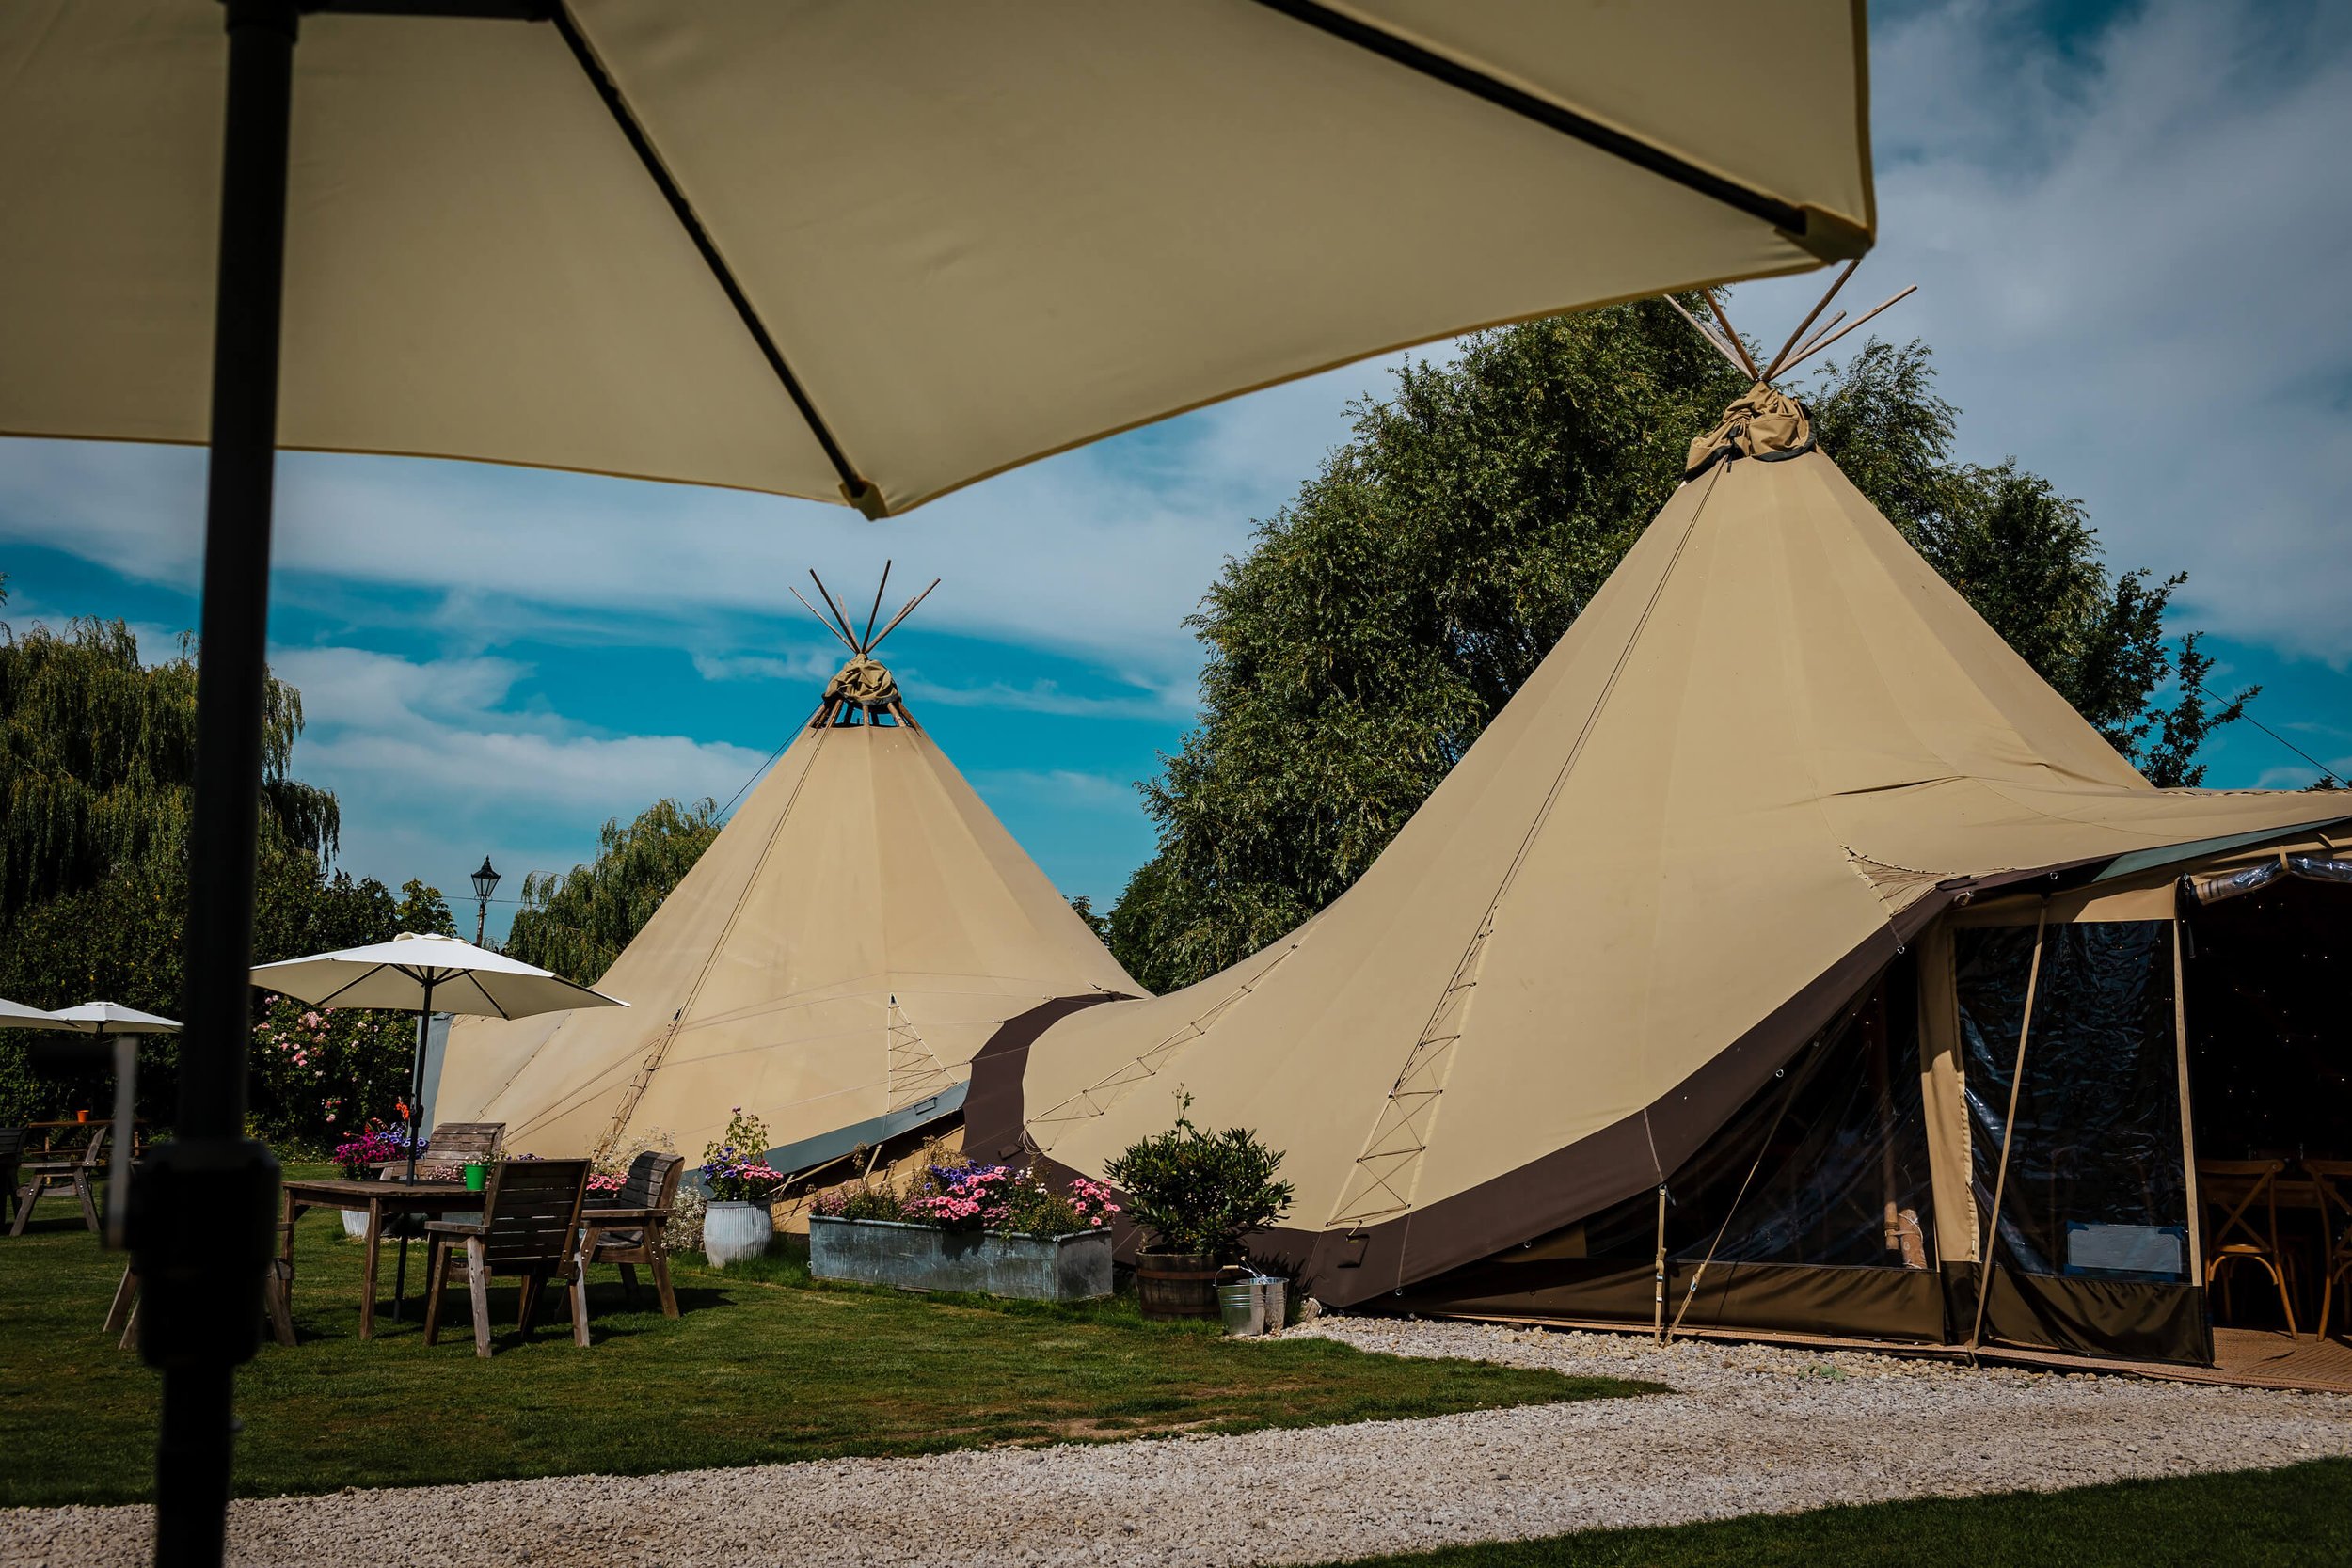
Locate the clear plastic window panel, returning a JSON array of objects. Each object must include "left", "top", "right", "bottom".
[{"left": 1957, "top": 922, "right": 2188, "bottom": 1282}]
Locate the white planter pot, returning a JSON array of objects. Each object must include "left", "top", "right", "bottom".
[
  {"left": 342, "top": 1209, "right": 371, "bottom": 1239},
  {"left": 703, "top": 1200, "right": 774, "bottom": 1268}
]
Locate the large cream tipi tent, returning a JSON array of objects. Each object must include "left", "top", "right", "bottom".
[
  {"left": 438, "top": 584, "right": 1136, "bottom": 1167},
  {"left": 972, "top": 331, "right": 2349, "bottom": 1367}
]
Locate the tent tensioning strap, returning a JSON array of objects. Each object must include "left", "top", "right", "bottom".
[{"left": 1249, "top": 0, "right": 1832, "bottom": 250}]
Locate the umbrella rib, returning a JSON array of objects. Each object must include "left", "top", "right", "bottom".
[
  {"left": 1250, "top": 0, "right": 1811, "bottom": 239},
  {"left": 310, "top": 968, "right": 387, "bottom": 1008},
  {"left": 542, "top": 4, "right": 883, "bottom": 517}
]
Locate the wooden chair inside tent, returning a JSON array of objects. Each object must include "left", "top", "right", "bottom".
[
  {"left": 2199, "top": 1158, "right": 2299, "bottom": 1335},
  {"left": 10, "top": 1121, "right": 108, "bottom": 1236},
  {"left": 422, "top": 1157, "right": 593, "bottom": 1357},
  {"left": 582, "top": 1151, "right": 687, "bottom": 1318},
  {"left": 2306, "top": 1159, "right": 2352, "bottom": 1342}
]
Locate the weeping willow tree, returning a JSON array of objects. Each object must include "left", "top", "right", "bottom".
[
  {"left": 504, "top": 797, "right": 723, "bottom": 984},
  {"left": 0, "top": 615, "right": 338, "bottom": 919}
]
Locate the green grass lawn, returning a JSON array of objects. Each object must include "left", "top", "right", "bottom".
[
  {"left": 0, "top": 1169, "right": 1645, "bottom": 1507},
  {"left": 1341, "top": 1459, "right": 2352, "bottom": 1568}
]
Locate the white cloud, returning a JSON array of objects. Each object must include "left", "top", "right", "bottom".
[
  {"left": 0, "top": 345, "right": 1410, "bottom": 692},
  {"left": 1725, "top": 0, "right": 2352, "bottom": 662},
  {"left": 964, "top": 768, "right": 1140, "bottom": 812},
  {"left": 690, "top": 648, "right": 839, "bottom": 686},
  {"left": 902, "top": 674, "right": 1190, "bottom": 722},
  {"left": 267, "top": 644, "right": 769, "bottom": 901}
]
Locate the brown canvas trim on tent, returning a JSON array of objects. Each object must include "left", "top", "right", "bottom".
[
  {"left": 1395, "top": 1258, "right": 1947, "bottom": 1345},
  {"left": 963, "top": 991, "right": 1133, "bottom": 1162},
  {"left": 1944, "top": 1263, "right": 2211, "bottom": 1367}
]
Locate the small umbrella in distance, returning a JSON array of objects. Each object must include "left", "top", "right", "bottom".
[
  {"left": 0, "top": 997, "right": 61, "bottom": 1028},
  {"left": 248, "top": 933, "right": 625, "bottom": 1311},
  {"left": 43, "top": 1003, "right": 183, "bottom": 1246}
]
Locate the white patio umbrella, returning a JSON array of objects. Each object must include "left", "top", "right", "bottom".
[
  {"left": 1, "top": 5, "right": 1872, "bottom": 1553},
  {"left": 250, "top": 932, "right": 624, "bottom": 1176},
  {"left": 42, "top": 1004, "right": 183, "bottom": 1245},
  {"left": 250, "top": 932, "right": 625, "bottom": 1315}
]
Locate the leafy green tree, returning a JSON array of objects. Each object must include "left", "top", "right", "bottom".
[
  {"left": 1109, "top": 307, "right": 2250, "bottom": 991},
  {"left": 505, "top": 797, "right": 723, "bottom": 984},
  {"left": 395, "top": 879, "right": 458, "bottom": 938},
  {"left": 1066, "top": 895, "right": 1112, "bottom": 944}
]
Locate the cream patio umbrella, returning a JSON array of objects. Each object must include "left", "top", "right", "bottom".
[
  {"left": 250, "top": 933, "right": 625, "bottom": 1317},
  {"left": 250, "top": 933, "right": 625, "bottom": 1181},
  {"left": 0, "top": 4, "right": 1872, "bottom": 1557},
  {"left": 42, "top": 1004, "right": 183, "bottom": 1247}
]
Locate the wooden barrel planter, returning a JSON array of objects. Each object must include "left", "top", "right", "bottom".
[{"left": 1135, "top": 1252, "right": 1221, "bottom": 1319}]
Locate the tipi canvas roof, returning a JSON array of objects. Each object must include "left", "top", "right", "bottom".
[
  {"left": 437, "top": 584, "right": 1136, "bottom": 1164},
  {"left": 980, "top": 384, "right": 2347, "bottom": 1308}
]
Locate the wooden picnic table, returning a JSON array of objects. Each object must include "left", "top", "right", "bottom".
[
  {"left": 24, "top": 1119, "right": 149, "bottom": 1158},
  {"left": 280, "top": 1176, "right": 482, "bottom": 1339}
]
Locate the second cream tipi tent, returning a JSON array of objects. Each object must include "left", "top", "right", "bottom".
[
  {"left": 971, "top": 281, "right": 2349, "bottom": 1353},
  {"left": 437, "top": 575, "right": 1137, "bottom": 1166}
]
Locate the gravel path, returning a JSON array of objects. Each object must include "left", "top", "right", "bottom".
[{"left": 13, "top": 1318, "right": 2352, "bottom": 1567}]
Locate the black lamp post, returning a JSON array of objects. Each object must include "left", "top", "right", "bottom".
[{"left": 470, "top": 856, "right": 501, "bottom": 948}]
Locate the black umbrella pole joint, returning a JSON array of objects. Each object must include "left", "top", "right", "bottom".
[{"left": 135, "top": 6, "right": 300, "bottom": 1565}]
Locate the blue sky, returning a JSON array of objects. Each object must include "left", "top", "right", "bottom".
[{"left": 4, "top": 0, "right": 2348, "bottom": 942}]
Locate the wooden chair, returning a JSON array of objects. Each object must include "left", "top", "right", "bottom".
[
  {"left": 2306, "top": 1159, "right": 2352, "bottom": 1344},
  {"left": 2199, "top": 1158, "right": 2298, "bottom": 1335},
  {"left": 422, "top": 1158, "right": 593, "bottom": 1357},
  {"left": 583, "top": 1151, "right": 685, "bottom": 1318},
  {"left": 106, "top": 1220, "right": 298, "bottom": 1351},
  {"left": 0, "top": 1129, "right": 24, "bottom": 1230},
  {"left": 10, "top": 1122, "right": 107, "bottom": 1237}
]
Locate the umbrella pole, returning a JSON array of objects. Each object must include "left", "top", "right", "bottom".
[
  {"left": 393, "top": 979, "right": 435, "bottom": 1321},
  {"left": 107, "top": 1027, "right": 135, "bottom": 1249},
  {"left": 135, "top": 7, "right": 300, "bottom": 1567}
]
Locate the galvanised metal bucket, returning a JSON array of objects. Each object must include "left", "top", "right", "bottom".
[{"left": 1218, "top": 1278, "right": 1265, "bottom": 1337}]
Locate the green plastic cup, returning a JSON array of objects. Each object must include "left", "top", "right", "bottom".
[{"left": 464, "top": 1161, "right": 486, "bottom": 1193}]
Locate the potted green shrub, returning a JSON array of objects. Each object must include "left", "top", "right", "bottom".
[{"left": 1104, "top": 1100, "right": 1293, "bottom": 1320}]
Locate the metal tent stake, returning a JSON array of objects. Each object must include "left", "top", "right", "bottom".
[{"left": 133, "top": 5, "right": 298, "bottom": 1565}]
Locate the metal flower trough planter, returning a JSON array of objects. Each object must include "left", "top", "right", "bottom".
[{"left": 809, "top": 1216, "right": 1113, "bottom": 1301}]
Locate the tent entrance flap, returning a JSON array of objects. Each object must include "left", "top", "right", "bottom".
[{"left": 1954, "top": 917, "right": 2205, "bottom": 1363}]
